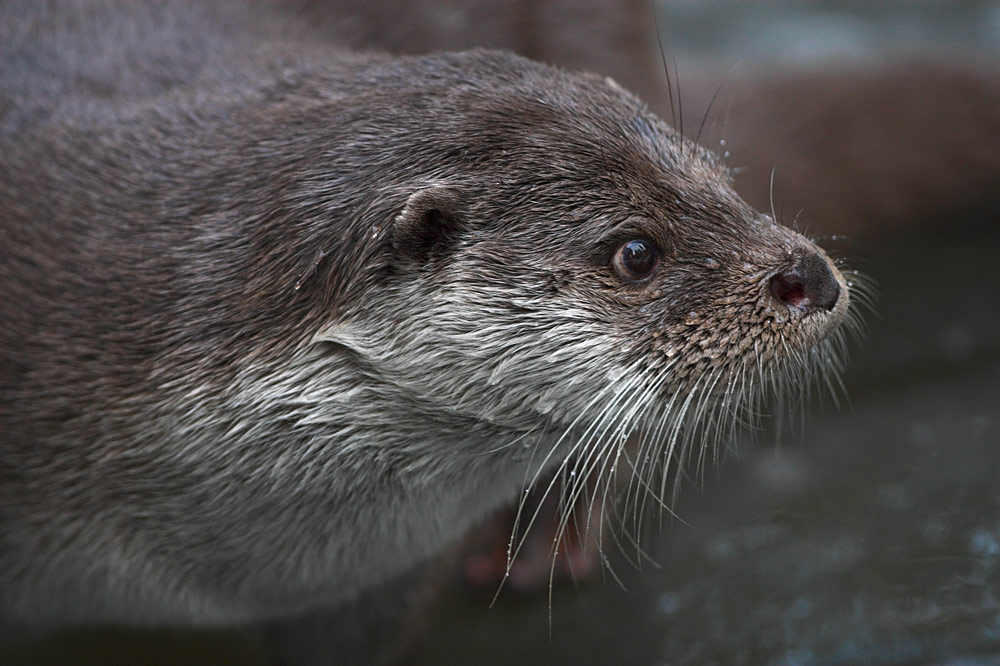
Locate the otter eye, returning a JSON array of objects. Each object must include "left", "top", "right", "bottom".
[{"left": 613, "top": 239, "right": 657, "bottom": 281}]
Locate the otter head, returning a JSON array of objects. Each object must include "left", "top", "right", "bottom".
[
  {"left": 315, "top": 50, "right": 854, "bottom": 442},
  {"left": 292, "top": 52, "right": 864, "bottom": 555}
]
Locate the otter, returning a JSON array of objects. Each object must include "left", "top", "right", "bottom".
[{"left": 0, "top": 0, "right": 854, "bottom": 634}]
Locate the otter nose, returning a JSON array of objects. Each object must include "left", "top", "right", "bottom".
[{"left": 769, "top": 253, "right": 841, "bottom": 312}]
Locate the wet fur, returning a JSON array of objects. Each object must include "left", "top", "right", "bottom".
[{"left": 0, "top": 2, "right": 857, "bottom": 628}]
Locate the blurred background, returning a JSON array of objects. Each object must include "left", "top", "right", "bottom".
[{"left": 5, "top": 1, "right": 999, "bottom": 664}]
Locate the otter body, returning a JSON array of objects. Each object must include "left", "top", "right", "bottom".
[{"left": 0, "top": 2, "right": 850, "bottom": 626}]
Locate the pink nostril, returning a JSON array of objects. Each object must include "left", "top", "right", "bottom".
[
  {"left": 769, "top": 254, "right": 840, "bottom": 312},
  {"left": 770, "top": 273, "right": 808, "bottom": 308}
]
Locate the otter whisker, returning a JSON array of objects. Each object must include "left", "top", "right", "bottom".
[
  {"left": 561, "top": 360, "right": 671, "bottom": 537},
  {"left": 507, "top": 396, "right": 617, "bottom": 562},
  {"left": 632, "top": 383, "right": 691, "bottom": 531},
  {"left": 552, "top": 365, "right": 660, "bottom": 554},
  {"left": 584, "top": 368, "right": 675, "bottom": 557},
  {"left": 503, "top": 360, "right": 651, "bottom": 590},
  {"left": 622, "top": 367, "right": 682, "bottom": 536},
  {"left": 534, "top": 369, "right": 658, "bottom": 600}
]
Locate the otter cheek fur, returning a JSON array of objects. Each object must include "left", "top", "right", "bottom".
[{"left": 0, "top": 31, "right": 855, "bottom": 625}]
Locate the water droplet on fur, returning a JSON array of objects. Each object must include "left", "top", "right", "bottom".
[
  {"left": 702, "top": 257, "right": 720, "bottom": 269},
  {"left": 370, "top": 224, "right": 383, "bottom": 239},
  {"left": 535, "top": 399, "right": 554, "bottom": 415},
  {"left": 719, "top": 139, "right": 727, "bottom": 146},
  {"left": 723, "top": 150, "right": 731, "bottom": 159},
  {"left": 293, "top": 278, "right": 303, "bottom": 291}
]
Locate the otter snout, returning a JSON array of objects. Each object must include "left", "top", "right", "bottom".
[{"left": 769, "top": 253, "right": 841, "bottom": 313}]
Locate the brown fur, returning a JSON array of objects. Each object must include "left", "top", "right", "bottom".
[{"left": 0, "top": 5, "right": 855, "bottom": 660}]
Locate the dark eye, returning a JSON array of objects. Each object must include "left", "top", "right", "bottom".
[{"left": 613, "top": 239, "right": 657, "bottom": 282}]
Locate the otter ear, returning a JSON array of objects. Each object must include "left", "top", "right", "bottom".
[{"left": 390, "top": 186, "right": 465, "bottom": 264}]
